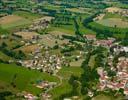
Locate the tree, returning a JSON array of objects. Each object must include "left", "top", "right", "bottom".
[{"left": 1, "top": 42, "right": 7, "bottom": 48}]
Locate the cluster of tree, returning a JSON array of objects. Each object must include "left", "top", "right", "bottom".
[
  {"left": 0, "top": 42, "right": 26, "bottom": 59},
  {"left": 87, "top": 22, "right": 128, "bottom": 39},
  {"left": 51, "top": 12, "right": 73, "bottom": 27},
  {"left": 120, "top": 32, "right": 128, "bottom": 46},
  {"left": 83, "top": 11, "right": 100, "bottom": 27},
  {"left": 61, "top": 45, "right": 75, "bottom": 53},
  {"left": 0, "top": 91, "right": 13, "bottom": 100}
]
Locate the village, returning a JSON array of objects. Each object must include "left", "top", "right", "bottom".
[{"left": 0, "top": 0, "right": 128, "bottom": 99}]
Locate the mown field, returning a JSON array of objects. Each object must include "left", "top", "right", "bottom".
[{"left": 0, "top": 63, "right": 59, "bottom": 95}]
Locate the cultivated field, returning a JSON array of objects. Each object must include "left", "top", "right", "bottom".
[
  {"left": 0, "top": 15, "right": 31, "bottom": 29},
  {"left": 96, "top": 18, "right": 128, "bottom": 28}
]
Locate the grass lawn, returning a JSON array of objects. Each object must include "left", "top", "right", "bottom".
[
  {"left": 0, "top": 63, "right": 59, "bottom": 95},
  {"left": 49, "top": 66, "right": 83, "bottom": 99},
  {"left": 13, "top": 11, "right": 42, "bottom": 20}
]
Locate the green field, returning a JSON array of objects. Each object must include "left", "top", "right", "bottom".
[
  {"left": 13, "top": 11, "right": 42, "bottom": 20},
  {"left": 103, "top": 13, "right": 122, "bottom": 19},
  {"left": 49, "top": 66, "right": 83, "bottom": 99},
  {"left": 0, "top": 63, "right": 59, "bottom": 95}
]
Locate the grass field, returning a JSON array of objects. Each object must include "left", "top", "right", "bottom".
[
  {"left": 0, "top": 63, "right": 59, "bottom": 95},
  {"left": 0, "top": 15, "right": 31, "bottom": 29},
  {"left": 13, "top": 11, "right": 42, "bottom": 20},
  {"left": 49, "top": 66, "right": 83, "bottom": 99},
  {"left": 96, "top": 18, "right": 128, "bottom": 28}
]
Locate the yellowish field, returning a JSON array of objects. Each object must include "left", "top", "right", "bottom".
[
  {"left": 0, "top": 15, "right": 31, "bottom": 29},
  {"left": 0, "top": 15, "right": 22, "bottom": 24}
]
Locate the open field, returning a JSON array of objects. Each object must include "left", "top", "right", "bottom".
[
  {"left": 0, "top": 63, "right": 59, "bottom": 95},
  {"left": 96, "top": 18, "right": 128, "bottom": 28},
  {"left": 0, "top": 15, "right": 31, "bottom": 29}
]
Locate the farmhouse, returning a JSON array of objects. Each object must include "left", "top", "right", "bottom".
[{"left": 13, "top": 31, "right": 40, "bottom": 40}]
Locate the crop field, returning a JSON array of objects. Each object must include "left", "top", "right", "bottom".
[
  {"left": 0, "top": 63, "right": 59, "bottom": 95},
  {"left": 0, "top": 15, "right": 31, "bottom": 29},
  {"left": 96, "top": 18, "right": 128, "bottom": 28}
]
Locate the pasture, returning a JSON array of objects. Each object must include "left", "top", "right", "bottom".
[
  {"left": 0, "top": 15, "right": 31, "bottom": 29},
  {"left": 0, "top": 63, "right": 59, "bottom": 95},
  {"left": 96, "top": 18, "right": 128, "bottom": 28}
]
